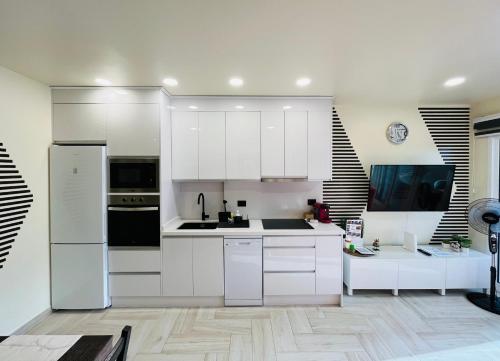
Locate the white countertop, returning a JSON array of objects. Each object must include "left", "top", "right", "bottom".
[{"left": 162, "top": 218, "right": 345, "bottom": 237}]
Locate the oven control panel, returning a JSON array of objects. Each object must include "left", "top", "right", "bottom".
[{"left": 108, "top": 194, "right": 159, "bottom": 206}]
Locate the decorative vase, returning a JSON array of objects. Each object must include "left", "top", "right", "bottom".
[{"left": 442, "top": 243, "right": 450, "bottom": 249}]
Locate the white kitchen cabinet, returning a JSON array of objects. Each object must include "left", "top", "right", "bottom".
[
  {"left": 107, "top": 103, "right": 160, "bottom": 156},
  {"left": 261, "top": 111, "right": 285, "bottom": 177},
  {"left": 162, "top": 237, "right": 193, "bottom": 296},
  {"left": 315, "top": 236, "right": 342, "bottom": 295},
  {"left": 53, "top": 104, "right": 107, "bottom": 143},
  {"left": 308, "top": 111, "right": 332, "bottom": 180},
  {"left": 172, "top": 112, "right": 199, "bottom": 179},
  {"left": 110, "top": 274, "right": 161, "bottom": 297},
  {"left": 226, "top": 112, "right": 261, "bottom": 180},
  {"left": 285, "top": 111, "right": 308, "bottom": 177},
  {"left": 193, "top": 237, "right": 224, "bottom": 296},
  {"left": 264, "top": 273, "right": 316, "bottom": 296},
  {"left": 198, "top": 112, "right": 225, "bottom": 179},
  {"left": 108, "top": 249, "right": 161, "bottom": 273}
]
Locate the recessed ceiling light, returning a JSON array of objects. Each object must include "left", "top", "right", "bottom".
[
  {"left": 163, "top": 77, "right": 178, "bottom": 87},
  {"left": 167, "top": 105, "right": 176, "bottom": 110},
  {"left": 283, "top": 105, "right": 292, "bottom": 110},
  {"left": 235, "top": 105, "right": 245, "bottom": 109},
  {"left": 229, "top": 77, "right": 244, "bottom": 87},
  {"left": 296, "top": 77, "right": 311, "bottom": 87},
  {"left": 189, "top": 105, "right": 198, "bottom": 110},
  {"left": 444, "top": 76, "right": 466, "bottom": 87},
  {"left": 95, "top": 78, "right": 111, "bottom": 86}
]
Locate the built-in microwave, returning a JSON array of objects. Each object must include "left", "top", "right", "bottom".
[{"left": 108, "top": 157, "right": 159, "bottom": 193}]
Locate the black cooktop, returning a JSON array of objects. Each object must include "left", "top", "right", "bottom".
[{"left": 262, "top": 219, "right": 314, "bottom": 230}]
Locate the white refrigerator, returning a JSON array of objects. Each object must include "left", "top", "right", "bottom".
[{"left": 50, "top": 145, "right": 110, "bottom": 309}]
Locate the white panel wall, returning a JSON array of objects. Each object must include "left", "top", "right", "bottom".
[{"left": 0, "top": 65, "right": 52, "bottom": 334}]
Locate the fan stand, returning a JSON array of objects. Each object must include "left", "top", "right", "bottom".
[{"left": 466, "top": 225, "right": 500, "bottom": 315}]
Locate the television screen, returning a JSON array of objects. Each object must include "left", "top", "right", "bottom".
[{"left": 367, "top": 165, "right": 455, "bottom": 211}]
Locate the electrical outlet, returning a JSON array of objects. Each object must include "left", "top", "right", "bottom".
[
  {"left": 237, "top": 200, "right": 247, "bottom": 207},
  {"left": 308, "top": 199, "right": 316, "bottom": 205}
]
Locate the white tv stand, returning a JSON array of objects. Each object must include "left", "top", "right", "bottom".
[{"left": 343, "top": 246, "right": 489, "bottom": 296}]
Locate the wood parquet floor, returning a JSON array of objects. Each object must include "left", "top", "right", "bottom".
[{"left": 27, "top": 291, "right": 500, "bottom": 361}]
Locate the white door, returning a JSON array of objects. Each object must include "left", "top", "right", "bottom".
[
  {"left": 51, "top": 244, "right": 109, "bottom": 309},
  {"left": 261, "top": 111, "right": 284, "bottom": 177},
  {"left": 193, "top": 237, "right": 224, "bottom": 296},
  {"left": 52, "top": 104, "right": 107, "bottom": 143},
  {"left": 50, "top": 146, "right": 106, "bottom": 244},
  {"left": 226, "top": 112, "right": 261, "bottom": 180},
  {"left": 172, "top": 112, "right": 198, "bottom": 180},
  {"left": 107, "top": 103, "right": 160, "bottom": 156},
  {"left": 199, "top": 112, "right": 225, "bottom": 179},
  {"left": 308, "top": 111, "right": 332, "bottom": 180},
  {"left": 162, "top": 237, "right": 194, "bottom": 296},
  {"left": 285, "top": 111, "right": 308, "bottom": 177}
]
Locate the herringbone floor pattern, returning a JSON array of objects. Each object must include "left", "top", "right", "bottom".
[{"left": 28, "top": 291, "right": 500, "bottom": 361}]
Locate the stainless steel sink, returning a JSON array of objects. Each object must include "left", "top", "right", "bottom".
[{"left": 177, "top": 222, "right": 218, "bottom": 230}]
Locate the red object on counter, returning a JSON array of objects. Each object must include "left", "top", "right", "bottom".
[{"left": 313, "top": 202, "right": 331, "bottom": 223}]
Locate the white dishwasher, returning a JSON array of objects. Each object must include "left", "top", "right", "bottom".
[{"left": 224, "top": 236, "right": 263, "bottom": 306}]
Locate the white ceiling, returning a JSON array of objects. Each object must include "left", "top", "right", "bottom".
[{"left": 1, "top": 0, "right": 500, "bottom": 104}]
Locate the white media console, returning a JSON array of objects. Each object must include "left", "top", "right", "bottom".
[{"left": 343, "top": 246, "right": 490, "bottom": 296}]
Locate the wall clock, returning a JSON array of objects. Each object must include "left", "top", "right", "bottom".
[{"left": 387, "top": 122, "right": 409, "bottom": 144}]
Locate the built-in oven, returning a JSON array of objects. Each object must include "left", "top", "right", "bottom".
[
  {"left": 108, "top": 194, "right": 160, "bottom": 247},
  {"left": 108, "top": 157, "right": 159, "bottom": 193}
]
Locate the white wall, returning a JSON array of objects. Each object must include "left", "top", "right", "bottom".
[
  {"left": 0, "top": 65, "right": 52, "bottom": 334},
  {"left": 336, "top": 103, "right": 449, "bottom": 245}
]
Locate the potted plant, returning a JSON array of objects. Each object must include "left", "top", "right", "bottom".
[
  {"left": 442, "top": 238, "right": 451, "bottom": 249},
  {"left": 450, "top": 235, "right": 471, "bottom": 253}
]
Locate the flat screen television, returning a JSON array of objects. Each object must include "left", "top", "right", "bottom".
[{"left": 367, "top": 165, "right": 455, "bottom": 211}]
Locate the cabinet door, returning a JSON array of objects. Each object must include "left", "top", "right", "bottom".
[
  {"left": 53, "top": 104, "right": 107, "bottom": 142},
  {"left": 261, "top": 111, "right": 284, "bottom": 177},
  {"left": 172, "top": 112, "right": 198, "bottom": 179},
  {"left": 107, "top": 103, "right": 160, "bottom": 156},
  {"left": 162, "top": 237, "right": 193, "bottom": 296},
  {"left": 315, "top": 236, "right": 342, "bottom": 295},
  {"left": 285, "top": 111, "right": 308, "bottom": 177},
  {"left": 193, "top": 237, "right": 224, "bottom": 296},
  {"left": 308, "top": 111, "right": 332, "bottom": 180},
  {"left": 199, "top": 112, "right": 225, "bottom": 179},
  {"left": 226, "top": 112, "right": 261, "bottom": 180}
]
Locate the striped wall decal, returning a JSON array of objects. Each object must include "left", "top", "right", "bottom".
[
  {"left": 420, "top": 107, "right": 470, "bottom": 243},
  {"left": 0, "top": 142, "right": 33, "bottom": 269},
  {"left": 323, "top": 108, "right": 369, "bottom": 226}
]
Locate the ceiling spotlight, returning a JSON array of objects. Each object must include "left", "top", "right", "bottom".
[
  {"left": 235, "top": 105, "right": 245, "bottom": 109},
  {"left": 444, "top": 76, "right": 466, "bottom": 87},
  {"left": 229, "top": 77, "right": 244, "bottom": 87},
  {"left": 283, "top": 105, "right": 292, "bottom": 110},
  {"left": 163, "top": 78, "right": 178, "bottom": 86},
  {"left": 296, "top": 77, "right": 311, "bottom": 87},
  {"left": 95, "top": 78, "right": 111, "bottom": 86},
  {"left": 189, "top": 105, "right": 198, "bottom": 110}
]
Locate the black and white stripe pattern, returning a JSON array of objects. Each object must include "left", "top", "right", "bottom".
[
  {"left": 323, "top": 108, "right": 369, "bottom": 226},
  {"left": 0, "top": 142, "right": 33, "bottom": 269},
  {"left": 420, "top": 107, "right": 470, "bottom": 243}
]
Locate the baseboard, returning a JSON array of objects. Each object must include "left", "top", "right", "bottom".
[
  {"left": 263, "top": 295, "right": 341, "bottom": 306},
  {"left": 13, "top": 308, "right": 52, "bottom": 335},
  {"left": 110, "top": 296, "right": 225, "bottom": 307}
]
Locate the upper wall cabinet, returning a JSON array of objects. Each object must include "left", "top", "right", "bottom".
[
  {"left": 51, "top": 88, "right": 161, "bottom": 156},
  {"left": 285, "top": 111, "right": 308, "bottom": 177},
  {"left": 308, "top": 111, "right": 332, "bottom": 180},
  {"left": 199, "top": 112, "right": 226, "bottom": 180},
  {"left": 226, "top": 112, "right": 261, "bottom": 180},
  {"left": 172, "top": 111, "right": 199, "bottom": 180},
  {"left": 53, "top": 104, "right": 107, "bottom": 143},
  {"left": 106, "top": 103, "right": 160, "bottom": 156},
  {"left": 261, "top": 111, "right": 285, "bottom": 177}
]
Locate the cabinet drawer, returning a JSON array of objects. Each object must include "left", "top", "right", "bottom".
[
  {"left": 264, "top": 272, "right": 315, "bottom": 295},
  {"left": 263, "top": 236, "right": 315, "bottom": 248},
  {"left": 264, "top": 248, "right": 315, "bottom": 271},
  {"left": 109, "top": 274, "right": 161, "bottom": 296},
  {"left": 109, "top": 249, "right": 161, "bottom": 273}
]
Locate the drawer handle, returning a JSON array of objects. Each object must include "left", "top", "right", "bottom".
[{"left": 264, "top": 271, "right": 316, "bottom": 274}]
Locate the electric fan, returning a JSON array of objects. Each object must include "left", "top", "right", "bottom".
[{"left": 466, "top": 198, "right": 500, "bottom": 314}]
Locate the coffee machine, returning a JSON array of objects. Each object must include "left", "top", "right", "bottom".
[{"left": 313, "top": 202, "right": 331, "bottom": 223}]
